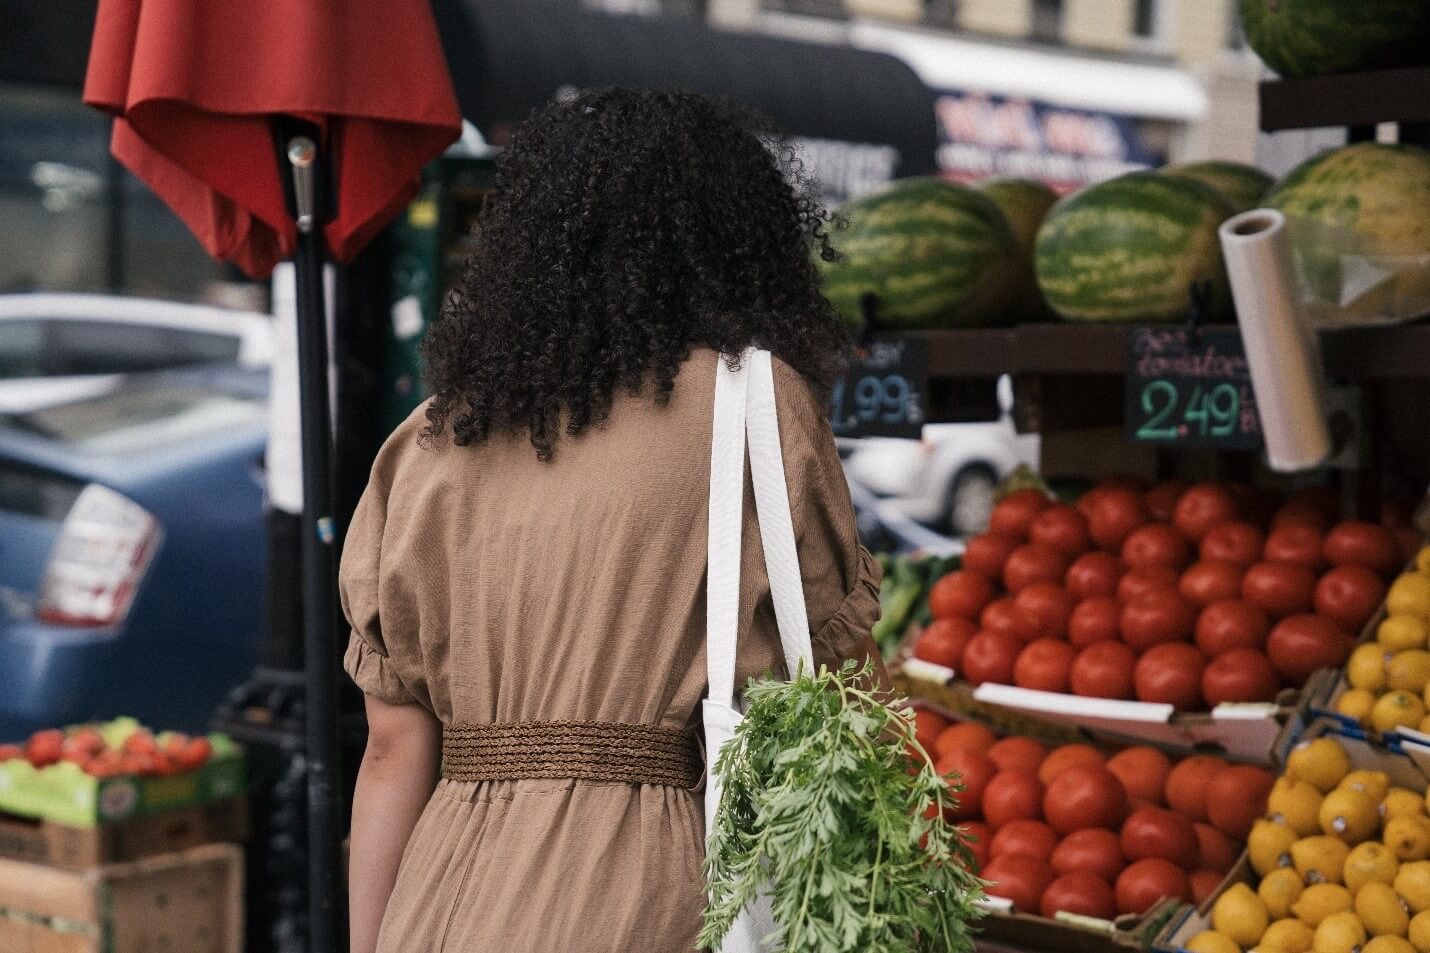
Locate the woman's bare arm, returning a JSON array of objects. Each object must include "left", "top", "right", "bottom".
[{"left": 349, "top": 695, "right": 441, "bottom": 953}]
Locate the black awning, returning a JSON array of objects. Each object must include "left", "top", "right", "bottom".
[{"left": 431, "top": 0, "right": 938, "bottom": 179}]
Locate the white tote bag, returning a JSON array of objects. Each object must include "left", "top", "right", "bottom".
[{"left": 703, "top": 348, "right": 816, "bottom": 953}]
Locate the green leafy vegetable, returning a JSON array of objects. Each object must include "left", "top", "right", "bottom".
[{"left": 701, "top": 659, "right": 986, "bottom": 953}]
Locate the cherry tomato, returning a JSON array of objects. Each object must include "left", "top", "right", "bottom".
[
  {"left": 1069, "top": 596, "right": 1121, "bottom": 648},
  {"left": 1163, "top": 755, "right": 1227, "bottom": 823},
  {"left": 989, "top": 489, "right": 1053, "bottom": 540},
  {"left": 983, "top": 770, "right": 1046, "bottom": 829},
  {"left": 1029, "top": 504, "right": 1092, "bottom": 557},
  {"left": 1115, "top": 859, "right": 1189, "bottom": 915},
  {"left": 1038, "top": 744, "right": 1106, "bottom": 786},
  {"left": 1266, "top": 614, "right": 1354, "bottom": 687},
  {"left": 1201, "top": 647, "right": 1280, "bottom": 705},
  {"left": 1190, "top": 869, "right": 1224, "bottom": 906},
  {"left": 1003, "top": 544, "right": 1072, "bottom": 593},
  {"left": 1042, "top": 872, "right": 1117, "bottom": 920},
  {"left": 1194, "top": 599, "right": 1270, "bottom": 657},
  {"left": 960, "top": 820, "right": 992, "bottom": 870},
  {"left": 1205, "top": 764, "right": 1275, "bottom": 840},
  {"left": 983, "top": 852, "right": 1054, "bottom": 913},
  {"left": 1194, "top": 823, "right": 1239, "bottom": 874},
  {"left": 1121, "top": 523, "right": 1193, "bottom": 572},
  {"left": 1173, "top": 483, "right": 1240, "bottom": 544},
  {"left": 1133, "top": 643, "right": 1207, "bottom": 710},
  {"left": 1241, "top": 561, "right": 1317, "bottom": 618},
  {"left": 1066, "top": 551, "right": 1123, "bottom": 600},
  {"left": 1051, "top": 827, "right": 1126, "bottom": 882},
  {"left": 1044, "top": 765, "right": 1129, "bottom": 834},
  {"left": 1117, "top": 566, "right": 1180, "bottom": 603},
  {"left": 980, "top": 597, "right": 1030, "bottom": 641},
  {"left": 960, "top": 631, "right": 1022, "bottom": 687},
  {"left": 1263, "top": 523, "right": 1325, "bottom": 571},
  {"left": 1324, "top": 520, "right": 1402, "bottom": 578},
  {"left": 934, "top": 722, "right": 998, "bottom": 757},
  {"left": 913, "top": 617, "right": 978, "bottom": 668},
  {"left": 1013, "top": 582, "right": 1076, "bottom": 639},
  {"left": 1071, "top": 642, "right": 1137, "bottom": 700},
  {"left": 1178, "top": 560, "right": 1245, "bottom": 607},
  {"left": 1085, "top": 487, "right": 1151, "bottom": 553},
  {"left": 1120, "top": 806, "right": 1198, "bottom": 870},
  {"left": 988, "top": 736, "right": 1049, "bottom": 776},
  {"left": 1119, "top": 589, "right": 1197, "bottom": 651},
  {"left": 1199, "top": 521, "right": 1266, "bottom": 567},
  {"left": 964, "top": 532, "right": 1022, "bottom": 579},
  {"left": 1014, "top": 639, "right": 1077, "bottom": 693},
  {"left": 990, "top": 819, "right": 1060, "bottom": 861},
  {"left": 912, "top": 708, "right": 949, "bottom": 754},
  {"left": 936, "top": 747, "right": 998, "bottom": 820},
  {"left": 1143, "top": 480, "right": 1190, "bottom": 523},
  {"left": 929, "top": 569, "right": 998, "bottom": 620},
  {"left": 1313, "top": 564, "right": 1387, "bottom": 633}
]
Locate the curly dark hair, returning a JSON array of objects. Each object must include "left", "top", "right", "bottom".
[{"left": 420, "top": 88, "right": 850, "bottom": 458}]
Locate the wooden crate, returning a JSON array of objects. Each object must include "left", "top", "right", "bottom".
[
  {"left": 0, "top": 798, "right": 248, "bottom": 870},
  {"left": 0, "top": 843, "right": 242, "bottom": 953}
]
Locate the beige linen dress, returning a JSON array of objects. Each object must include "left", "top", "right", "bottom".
[{"left": 340, "top": 348, "right": 882, "bottom": 952}]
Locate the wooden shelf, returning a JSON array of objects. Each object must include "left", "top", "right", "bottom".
[{"left": 1259, "top": 66, "right": 1430, "bottom": 133}]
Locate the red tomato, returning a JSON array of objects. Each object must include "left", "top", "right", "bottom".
[
  {"left": 960, "top": 631, "right": 1022, "bottom": 687},
  {"left": 1324, "top": 520, "right": 1402, "bottom": 578},
  {"left": 961, "top": 820, "right": 992, "bottom": 870},
  {"left": 984, "top": 770, "right": 1046, "bottom": 829},
  {"left": 1164, "top": 755, "right": 1227, "bottom": 823},
  {"left": 1116, "top": 859, "right": 1189, "bottom": 915},
  {"left": 1121, "top": 806, "right": 1198, "bottom": 870},
  {"left": 1194, "top": 599, "right": 1270, "bottom": 657},
  {"left": 1066, "top": 551, "right": 1123, "bottom": 600},
  {"left": 1241, "top": 561, "right": 1317, "bottom": 618},
  {"left": 1014, "top": 639, "right": 1077, "bottom": 693},
  {"left": 1173, "top": 484, "right": 1240, "bottom": 544},
  {"left": 1205, "top": 764, "right": 1275, "bottom": 840},
  {"left": 1133, "top": 643, "right": 1207, "bottom": 710},
  {"left": 1194, "top": 823, "right": 1239, "bottom": 874},
  {"left": 1273, "top": 500, "right": 1334, "bottom": 533},
  {"left": 1085, "top": 487, "right": 1151, "bottom": 552},
  {"left": 1105, "top": 747, "right": 1172, "bottom": 808},
  {"left": 988, "top": 736, "right": 1049, "bottom": 776},
  {"left": 1038, "top": 744, "right": 1106, "bottom": 785},
  {"left": 1178, "top": 560, "right": 1245, "bottom": 607},
  {"left": 937, "top": 747, "right": 998, "bottom": 820},
  {"left": 1030, "top": 504, "right": 1092, "bottom": 557},
  {"left": 26, "top": 730, "right": 63, "bottom": 768},
  {"left": 913, "top": 617, "right": 978, "bottom": 668},
  {"left": 1264, "top": 523, "right": 1326, "bottom": 571},
  {"left": 1201, "top": 648, "right": 1281, "bottom": 705},
  {"left": 1044, "top": 765, "right": 1129, "bottom": 834},
  {"left": 964, "top": 532, "right": 1022, "bottom": 579},
  {"left": 1042, "top": 872, "right": 1117, "bottom": 920},
  {"left": 980, "top": 597, "right": 1029, "bottom": 641},
  {"left": 1004, "top": 544, "right": 1072, "bottom": 594},
  {"left": 929, "top": 569, "right": 998, "bottom": 620},
  {"left": 1013, "top": 582, "right": 1076, "bottom": 639},
  {"left": 1117, "top": 566, "right": 1180, "bottom": 603},
  {"left": 1071, "top": 642, "right": 1137, "bottom": 700},
  {"left": 934, "top": 721, "right": 998, "bottom": 757},
  {"left": 1144, "top": 480, "right": 1190, "bottom": 523},
  {"left": 990, "top": 819, "right": 1060, "bottom": 861},
  {"left": 1119, "top": 589, "right": 1197, "bottom": 651},
  {"left": 1069, "top": 596, "right": 1121, "bottom": 648},
  {"left": 1266, "top": 614, "right": 1354, "bottom": 687},
  {"left": 989, "top": 489, "right": 1053, "bottom": 539},
  {"left": 1200, "top": 521, "right": 1266, "bottom": 567},
  {"left": 912, "top": 708, "right": 949, "bottom": 755},
  {"left": 983, "top": 852, "right": 1054, "bottom": 913},
  {"left": 1122, "top": 523, "right": 1193, "bottom": 572},
  {"left": 1190, "top": 870, "right": 1224, "bottom": 906},
  {"left": 1313, "top": 564, "right": 1387, "bottom": 633},
  {"left": 1051, "top": 827, "right": 1126, "bottom": 882}
]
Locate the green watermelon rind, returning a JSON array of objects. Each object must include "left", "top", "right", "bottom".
[
  {"left": 1238, "top": 0, "right": 1430, "bottom": 78},
  {"left": 1160, "top": 161, "right": 1273, "bottom": 215}
]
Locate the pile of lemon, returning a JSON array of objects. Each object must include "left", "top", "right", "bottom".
[
  {"left": 1187, "top": 737, "right": 1430, "bottom": 953},
  {"left": 1339, "top": 551, "right": 1430, "bottom": 734}
]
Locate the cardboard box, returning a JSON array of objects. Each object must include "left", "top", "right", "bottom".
[
  {"left": 0, "top": 798, "right": 247, "bottom": 869},
  {"left": 0, "top": 843, "right": 243, "bottom": 953}
]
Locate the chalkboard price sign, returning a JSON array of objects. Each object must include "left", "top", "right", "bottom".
[
  {"left": 830, "top": 337, "right": 928, "bottom": 440},
  {"left": 1125, "top": 327, "right": 1263, "bottom": 450}
]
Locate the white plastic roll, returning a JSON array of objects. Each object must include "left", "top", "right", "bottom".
[{"left": 1220, "top": 208, "right": 1333, "bottom": 472}]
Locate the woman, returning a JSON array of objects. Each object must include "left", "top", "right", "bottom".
[{"left": 343, "top": 88, "right": 885, "bottom": 953}]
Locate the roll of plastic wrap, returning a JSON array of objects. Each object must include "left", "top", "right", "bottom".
[{"left": 1219, "top": 209, "right": 1332, "bottom": 472}]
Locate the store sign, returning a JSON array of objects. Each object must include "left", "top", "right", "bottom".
[
  {"left": 934, "top": 90, "right": 1162, "bottom": 192},
  {"left": 791, "top": 137, "right": 901, "bottom": 204},
  {"left": 830, "top": 337, "right": 928, "bottom": 440},
  {"left": 1125, "top": 327, "right": 1263, "bottom": 450}
]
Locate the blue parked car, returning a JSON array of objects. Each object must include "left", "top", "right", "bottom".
[{"left": 0, "top": 364, "right": 267, "bottom": 740}]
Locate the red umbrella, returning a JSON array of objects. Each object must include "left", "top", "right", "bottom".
[{"left": 83, "top": 4, "right": 460, "bottom": 950}]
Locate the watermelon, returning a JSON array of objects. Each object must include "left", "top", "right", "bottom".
[
  {"left": 1034, "top": 172, "right": 1235, "bottom": 324},
  {"left": 976, "top": 177, "right": 1060, "bottom": 320},
  {"left": 1239, "top": 0, "right": 1430, "bottom": 78},
  {"left": 1160, "top": 161, "right": 1273, "bottom": 214},
  {"left": 819, "top": 177, "right": 1022, "bottom": 330},
  {"left": 1265, "top": 142, "right": 1430, "bottom": 322}
]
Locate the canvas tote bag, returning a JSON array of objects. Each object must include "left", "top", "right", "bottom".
[{"left": 703, "top": 347, "right": 817, "bottom": 953}]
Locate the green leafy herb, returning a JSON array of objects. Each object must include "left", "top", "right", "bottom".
[{"left": 701, "top": 659, "right": 986, "bottom": 953}]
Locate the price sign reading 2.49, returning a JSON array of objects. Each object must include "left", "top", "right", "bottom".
[
  {"left": 830, "top": 337, "right": 928, "bottom": 440},
  {"left": 1125, "top": 328, "right": 1262, "bottom": 450}
]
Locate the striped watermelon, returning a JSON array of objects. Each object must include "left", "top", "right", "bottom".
[
  {"left": 1160, "top": 161, "right": 1272, "bottom": 214},
  {"left": 1035, "top": 172, "right": 1235, "bottom": 324},
  {"left": 819, "top": 177, "right": 1022, "bottom": 330},
  {"left": 976, "top": 178, "right": 1060, "bottom": 319},
  {"left": 1239, "top": 0, "right": 1430, "bottom": 78}
]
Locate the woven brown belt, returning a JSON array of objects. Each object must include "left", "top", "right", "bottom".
[{"left": 441, "top": 721, "right": 703, "bottom": 789}]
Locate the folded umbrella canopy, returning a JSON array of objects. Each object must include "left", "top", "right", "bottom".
[{"left": 82, "top": 3, "right": 460, "bottom": 950}]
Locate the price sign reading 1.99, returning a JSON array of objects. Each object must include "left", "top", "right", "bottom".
[
  {"left": 1125, "top": 327, "right": 1263, "bottom": 450},
  {"left": 830, "top": 337, "right": 928, "bottom": 440}
]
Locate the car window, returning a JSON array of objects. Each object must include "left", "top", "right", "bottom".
[
  {"left": 12, "top": 383, "right": 264, "bottom": 454},
  {"left": 46, "top": 320, "right": 241, "bottom": 374},
  {"left": 0, "top": 319, "right": 45, "bottom": 376}
]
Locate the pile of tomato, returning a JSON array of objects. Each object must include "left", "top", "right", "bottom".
[
  {"left": 0, "top": 727, "right": 214, "bottom": 778},
  {"left": 913, "top": 479, "right": 1416, "bottom": 710},
  {"left": 915, "top": 706, "right": 1273, "bottom": 920}
]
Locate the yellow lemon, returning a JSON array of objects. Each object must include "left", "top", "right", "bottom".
[
  {"left": 1264, "top": 868, "right": 1310, "bottom": 919},
  {"left": 1373, "top": 692, "right": 1428, "bottom": 734},
  {"left": 1214, "top": 882, "right": 1270, "bottom": 947},
  {"left": 1387, "top": 816, "right": 1430, "bottom": 863},
  {"left": 1395, "top": 862, "right": 1430, "bottom": 913},
  {"left": 1254, "top": 820, "right": 1304, "bottom": 875},
  {"left": 1340, "top": 689, "right": 1380, "bottom": 727},
  {"left": 1296, "top": 837, "right": 1354, "bottom": 885},
  {"left": 1313, "top": 909, "right": 1368, "bottom": 953},
  {"left": 1416, "top": 548, "right": 1430, "bottom": 576},
  {"left": 1351, "top": 645, "right": 1394, "bottom": 691},
  {"left": 1389, "top": 575, "right": 1430, "bottom": 619},
  {"left": 1391, "top": 653, "right": 1430, "bottom": 694},
  {"left": 1343, "top": 771, "right": 1394, "bottom": 803},
  {"left": 1295, "top": 883, "right": 1355, "bottom": 925},
  {"left": 1382, "top": 615, "right": 1430, "bottom": 652},
  {"left": 1359, "top": 882, "right": 1412, "bottom": 937},
  {"left": 1407, "top": 910, "right": 1430, "bottom": 951},
  {"left": 1274, "top": 778, "right": 1330, "bottom": 838},
  {"left": 1365, "top": 938, "right": 1419, "bottom": 953},
  {"left": 1289, "top": 738, "right": 1355, "bottom": 793},
  {"left": 1186, "top": 931, "right": 1241, "bottom": 953},
  {"left": 1263, "top": 917, "right": 1316, "bottom": 953},
  {"left": 1321, "top": 788, "right": 1382, "bottom": 843},
  {"left": 1346, "top": 842, "right": 1401, "bottom": 894},
  {"left": 1385, "top": 789, "right": 1428, "bottom": 822}
]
